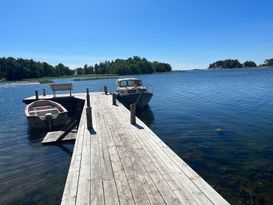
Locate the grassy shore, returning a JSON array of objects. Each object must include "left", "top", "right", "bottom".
[
  {"left": 23, "top": 74, "right": 117, "bottom": 84},
  {"left": 1, "top": 71, "right": 179, "bottom": 84}
]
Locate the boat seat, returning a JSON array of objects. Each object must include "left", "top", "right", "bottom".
[
  {"left": 33, "top": 105, "right": 54, "bottom": 110},
  {"left": 29, "top": 108, "right": 60, "bottom": 116}
]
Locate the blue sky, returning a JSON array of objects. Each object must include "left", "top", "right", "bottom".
[{"left": 1, "top": 0, "right": 273, "bottom": 70}]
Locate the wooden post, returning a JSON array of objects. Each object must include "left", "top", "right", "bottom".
[
  {"left": 86, "top": 107, "right": 92, "bottom": 129},
  {"left": 35, "top": 90, "right": 39, "bottom": 100},
  {"left": 86, "top": 88, "right": 90, "bottom": 108},
  {"left": 112, "top": 93, "right": 116, "bottom": 105},
  {"left": 130, "top": 104, "right": 136, "bottom": 124},
  {"left": 86, "top": 88, "right": 92, "bottom": 128},
  {"left": 103, "top": 85, "right": 108, "bottom": 95},
  {"left": 42, "top": 88, "right": 46, "bottom": 96}
]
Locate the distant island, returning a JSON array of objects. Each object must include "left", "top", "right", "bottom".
[
  {"left": 0, "top": 56, "right": 172, "bottom": 81},
  {"left": 208, "top": 58, "right": 273, "bottom": 69},
  {"left": 75, "top": 56, "right": 171, "bottom": 76}
]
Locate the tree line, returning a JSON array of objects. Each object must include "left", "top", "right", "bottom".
[
  {"left": 0, "top": 56, "right": 172, "bottom": 81},
  {"left": 0, "top": 57, "right": 73, "bottom": 80},
  {"left": 208, "top": 58, "right": 273, "bottom": 69},
  {"left": 75, "top": 56, "right": 172, "bottom": 75}
]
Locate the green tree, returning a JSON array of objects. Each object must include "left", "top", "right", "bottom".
[
  {"left": 209, "top": 59, "right": 243, "bottom": 69},
  {"left": 264, "top": 58, "right": 273, "bottom": 66},
  {"left": 0, "top": 57, "right": 73, "bottom": 80},
  {"left": 243, "top": 61, "right": 257, "bottom": 67}
]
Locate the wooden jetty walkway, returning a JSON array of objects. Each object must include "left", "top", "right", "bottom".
[{"left": 24, "top": 92, "right": 229, "bottom": 205}]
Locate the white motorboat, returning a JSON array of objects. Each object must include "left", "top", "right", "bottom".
[{"left": 115, "top": 78, "right": 153, "bottom": 109}]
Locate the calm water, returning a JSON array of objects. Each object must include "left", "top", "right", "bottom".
[{"left": 1, "top": 68, "right": 273, "bottom": 204}]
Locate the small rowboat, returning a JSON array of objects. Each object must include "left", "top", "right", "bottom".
[{"left": 25, "top": 100, "right": 68, "bottom": 130}]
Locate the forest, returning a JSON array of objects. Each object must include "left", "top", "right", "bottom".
[
  {"left": 0, "top": 57, "right": 72, "bottom": 80},
  {"left": 0, "top": 56, "right": 172, "bottom": 81},
  {"left": 75, "top": 56, "right": 172, "bottom": 75},
  {"left": 208, "top": 58, "right": 273, "bottom": 69}
]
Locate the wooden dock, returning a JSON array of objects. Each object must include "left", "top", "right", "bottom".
[
  {"left": 59, "top": 92, "right": 229, "bottom": 205},
  {"left": 24, "top": 92, "right": 229, "bottom": 204}
]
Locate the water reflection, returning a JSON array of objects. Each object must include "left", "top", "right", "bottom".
[
  {"left": 27, "top": 129, "right": 47, "bottom": 143},
  {"left": 136, "top": 105, "right": 155, "bottom": 127},
  {"left": 57, "top": 145, "right": 73, "bottom": 156}
]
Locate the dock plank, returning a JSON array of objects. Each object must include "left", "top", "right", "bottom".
[
  {"left": 95, "top": 94, "right": 135, "bottom": 205},
  {"left": 94, "top": 96, "right": 120, "bottom": 205},
  {"left": 61, "top": 102, "right": 86, "bottom": 205},
  {"left": 98, "top": 96, "right": 151, "bottom": 205},
  {"left": 42, "top": 130, "right": 77, "bottom": 144}
]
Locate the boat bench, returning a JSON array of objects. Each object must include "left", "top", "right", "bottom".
[
  {"left": 29, "top": 108, "right": 59, "bottom": 116},
  {"left": 51, "top": 83, "right": 73, "bottom": 97}
]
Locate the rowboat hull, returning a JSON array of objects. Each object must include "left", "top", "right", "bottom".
[{"left": 26, "top": 112, "right": 67, "bottom": 129}]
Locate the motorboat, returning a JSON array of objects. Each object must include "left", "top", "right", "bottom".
[
  {"left": 25, "top": 100, "right": 68, "bottom": 130},
  {"left": 115, "top": 78, "right": 153, "bottom": 109}
]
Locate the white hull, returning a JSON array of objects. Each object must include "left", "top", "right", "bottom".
[
  {"left": 27, "top": 112, "right": 67, "bottom": 129},
  {"left": 117, "top": 92, "right": 153, "bottom": 108}
]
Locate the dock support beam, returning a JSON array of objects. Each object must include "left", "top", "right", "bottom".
[
  {"left": 103, "top": 85, "right": 108, "bottom": 95},
  {"left": 35, "top": 90, "right": 39, "bottom": 100},
  {"left": 112, "top": 93, "right": 117, "bottom": 105},
  {"left": 86, "top": 88, "right": 92, "bottom": 129},
  {"left": 130, "top": 104, "right": 136, "bottom": 124}
]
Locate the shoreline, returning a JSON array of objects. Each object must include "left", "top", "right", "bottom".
[
  {"left": 0, "top": 71, "right": 177, "bottom": 83},
  {"left": 1, "top": 68, "right": 273, "bottom": 84}
]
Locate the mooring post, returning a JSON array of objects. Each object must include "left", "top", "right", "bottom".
[
  {"left": 86, "top": 88, "right": 92, "bottom": 129},
  {"left": 112, "top": 93, "right": 116, "bottom": 105},
  {"left": 42, "top": 88, "right": 46, "bottom": 96},
  {"left": 86, "top": 88, "right": 90, "bottom": 107},
  {"left": 86, "top": 107, "right": 93, "bottom": 129},
  {"left": 35, "top": 89, "right": 39, "bottom": 100},
  {"left": 130, "top": 104, "right": 136, "bottom": 124},
  {"left": 103, "top": 85, "right": 108, "bottom": 95}
]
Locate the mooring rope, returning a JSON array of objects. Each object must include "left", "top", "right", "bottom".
[{"left": 133, "top": 88, "right": 142, "bottom": 106}]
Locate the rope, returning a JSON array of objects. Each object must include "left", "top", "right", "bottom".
[{"left": 133, "top": 88, "right": 142, "bottom": 106}]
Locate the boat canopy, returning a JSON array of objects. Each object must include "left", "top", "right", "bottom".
[{"left": 116, "top": 78, "right": 143, "bottom": 87}]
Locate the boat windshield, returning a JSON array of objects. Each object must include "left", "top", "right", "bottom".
[{"left": 119, "top": 80, "right": 142, "bottom": 87}]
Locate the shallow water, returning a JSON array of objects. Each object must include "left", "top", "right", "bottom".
[{"left": 1, "top": 68, "right": 273, "bottom": 204}]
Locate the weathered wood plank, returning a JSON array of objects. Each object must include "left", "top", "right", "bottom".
[
  {"left": 94, "top": 95, "right": 120, "bottom": 205},
  {"left": 101, "top": 96, "right": 153, "bottom": 205},
  {"left": 61, "top": 102, "right": 87, "bottom": 205},
  {"left": 42, "top": 130, "right": 77, "bottom": 144},
  {"left": 90, "top": 94, "right": 105, "bottom": 205},
  {"left": 75, "top": 122, "right": 91, "bottom": 205},
  {"left": 95, "top": 94, "right": 135, "bottom": 205},
  {"left": 104, "top": 109, "right": 168, "bottom": 204}
]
